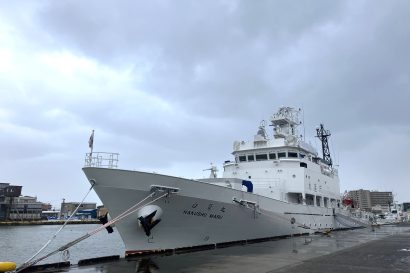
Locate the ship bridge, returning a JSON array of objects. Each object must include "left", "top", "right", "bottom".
[{"left": 222, "top": 106, "right": 341, "bottom": 208}]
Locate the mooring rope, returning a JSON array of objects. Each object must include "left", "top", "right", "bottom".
[
  {"left": 88, "top": 191, "right": 157, "bottom": 236},
  {"left": 22, "top": 182, "right": 96, "bottom": 266},
  {"left": 15, "top": 191, "right": 169, "bottom": 272}
]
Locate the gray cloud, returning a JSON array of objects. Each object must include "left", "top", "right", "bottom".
[{"left": 0, "top": 0, "right": 409, "bottom": 205}]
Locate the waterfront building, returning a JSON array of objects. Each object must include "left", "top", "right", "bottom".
[
  {"left": 370, "top": 191, "right": 393, "bottom": 212},
  {"left": 0, "top": 183, "right": 23, "bottom": 220},
  {"left": 0, "top": 183, "right": 50, "bottom": 221},
  {"left": 42, "top": 203, "right": 52, "bottom": 211},
  {"left": 76, "top": 209, "right": 97, "bottom": 219},
  {"left": 348, "top": 189, "right": 372, "bottom": 211},
  {"left": 41, "top": 210, "right": 60, "bottom": 220},
  {"left": 60, "top": 200, "right": 97, "bottom": 219},
  {"left": 8, "top": 196, "right": 43, "bottom": 220},
  {"left": 348, "top": 189, "right": 393, "bottom": 212}
]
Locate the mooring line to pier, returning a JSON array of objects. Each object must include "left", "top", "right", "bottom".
[
  {"left": 15, "top": 191, "right": 169, "bottom": 273},
  {"left": 22, "top": 182, "right": 96, "bottom": 266}
]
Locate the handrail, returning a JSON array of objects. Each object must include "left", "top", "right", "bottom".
[{"left": 84, "top": 152, "right": 119, "bottom": 168}]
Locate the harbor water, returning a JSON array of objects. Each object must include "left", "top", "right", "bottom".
[
  {"left": 0, "top": 224, "right": 125, "bottom": 265},
  {"left": 2, "top": 223, "right": 410, "bottom": 272}
]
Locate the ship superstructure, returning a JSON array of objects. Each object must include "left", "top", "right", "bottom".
[{"left": 222, "top": 107, "right": 340, "bottom": 208}]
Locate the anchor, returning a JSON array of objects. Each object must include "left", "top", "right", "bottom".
[
  {"left": 137, "top": 205, "right": 163, "bottom": 237},
  {"left": 138, "top": 210, "right": 161, "bottom": 236}
]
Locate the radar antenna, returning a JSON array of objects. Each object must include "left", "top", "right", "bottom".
[
  {"left": 316, "top": 124, "right": 332, "bottom": 167},
  {"left": 203, "top": 163, "right": 218, "bottom": 178},
  {"left": 257, "top": 120, "right": 268, "bottom": 139}
]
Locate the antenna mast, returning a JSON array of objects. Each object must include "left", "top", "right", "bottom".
[{"left": 316, "top": 124, "right": 332, "bottom": 167}]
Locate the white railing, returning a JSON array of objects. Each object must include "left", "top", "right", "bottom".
[{"left": 84, "top": 152, "right": 119, "bottom": 169}]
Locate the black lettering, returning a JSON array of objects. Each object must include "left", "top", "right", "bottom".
[{"left": 183, "top": 210, "right": 208, "bottom": 217}]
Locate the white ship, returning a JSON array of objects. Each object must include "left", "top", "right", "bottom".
[{"left": 83, "top": 107, "right": 367, "bottom": 256}]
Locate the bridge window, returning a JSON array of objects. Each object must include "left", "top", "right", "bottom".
[
  {"left": 278, "top": 152, "right": 286, "bottom": 158},
  {"left": 247, "top": 155, "right": 255, "bottom": 161},
  {"left": 269, "top": 153, "right": 276, "bottom": 159},
  {"left": 239, "top": 155, "right": 247, "bottom": 162},
  {"left": 256, "top": 154, "right": 268, "bottom": 161},
  {"left": 288, "top": 152, "right": 298, "bottom": 158}
]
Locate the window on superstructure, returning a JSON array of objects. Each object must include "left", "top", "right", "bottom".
[
  {"left": 278, "top": 152, "right": 286, "bottom": 158},
  {"left": 239, "top": 155, "right": 247, "bottom": 162},
  {"left": 256, "top": 154, "right": 268, "bottom": 161},
  {"left": 300, "top": 154, "right": 306, "bottom": 158},
  {"left": 269, "top": 153, "right": 276, "bottom": 160},
  {"left": 247, "top": 155, "right": 255, "bottom": 161},
  {"left": 288, "top": 152, "right": 298, "bottom": 158}
]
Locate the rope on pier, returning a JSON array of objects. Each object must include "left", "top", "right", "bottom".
[
  {"left": 15, "top": 190, "right": 170, "bottom": 273},
  {"left": 22, "top": 181, "right": 96, "bottom": 266}
]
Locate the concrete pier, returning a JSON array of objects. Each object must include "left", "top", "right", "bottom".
[
  {"left": 275, "top": 227, "right": 410, "bottom": 273},
  {"left": 21, "top": 224, "right": 410, "bottom": 273}
]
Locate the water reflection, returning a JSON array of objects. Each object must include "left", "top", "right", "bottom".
[{"left": 136, "top": 259, "right": 159, "bottom": 273}]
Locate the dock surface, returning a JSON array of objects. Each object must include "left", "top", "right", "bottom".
[
  {"left": 275, "top": 228, "right": 410, "bottom": 273},
  {"left": 22, "top": 224, "right": 410, "bottom": 273}
]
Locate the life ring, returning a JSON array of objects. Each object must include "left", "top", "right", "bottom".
[{"left": 0, "top": 262, "right": 16, "bottom": 272}]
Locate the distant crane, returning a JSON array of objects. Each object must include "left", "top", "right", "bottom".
[{"left": 316, "top": 124, "right": 333, "bottom": 167}]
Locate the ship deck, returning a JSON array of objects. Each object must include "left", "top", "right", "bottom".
[{"left": 20, "top": 223, "right": 410, "bottom": 273}]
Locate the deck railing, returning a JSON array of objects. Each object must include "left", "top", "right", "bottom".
[{"left": 84, "top": 152, "right": 119, "bottom": 169}]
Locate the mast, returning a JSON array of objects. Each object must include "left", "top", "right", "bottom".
[{"left": 316, "top": 124, "right": 332, "bottom": 167}]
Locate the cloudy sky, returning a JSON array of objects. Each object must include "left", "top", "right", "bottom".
[{"left": 0, "top": 1, "right": 409, "bottom": 208}]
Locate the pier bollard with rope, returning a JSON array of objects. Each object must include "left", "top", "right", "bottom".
[{"left": 15, "top": 185, "right": 177, "bottom": 273}]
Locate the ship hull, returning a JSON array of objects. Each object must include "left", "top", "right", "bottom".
[{"left": 83, "top": 167, "right": 364, "bottom": 254}]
